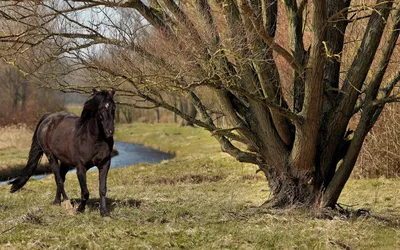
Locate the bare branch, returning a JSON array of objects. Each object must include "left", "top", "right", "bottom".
[
  {"left": 186, "top": 80, "right": 303, "bottom": 124},
  {"left": 238, "top": 0, "right": 304, "bottom": 74}
]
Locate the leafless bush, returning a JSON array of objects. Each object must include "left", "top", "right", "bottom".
[
  {"left": 355, "top": 105, "right": 400, "bottom": 178},
  {"left": 0, "top": 62, "right": 64, "bottom": 125}
]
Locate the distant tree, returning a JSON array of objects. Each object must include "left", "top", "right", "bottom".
[
  {"left": 179, "top": 101, "right": 197, "bottom": 126},
  {"left": 1, "top": 0, "right": 399, "bottom": 210}
]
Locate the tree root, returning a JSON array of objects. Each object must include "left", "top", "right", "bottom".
[{"left": 316, "top": 204, "right": 371, "bottom": 220}]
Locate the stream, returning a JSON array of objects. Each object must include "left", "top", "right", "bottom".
[{"left": 1, "top": 141, "right": 174, "bottom": 184}]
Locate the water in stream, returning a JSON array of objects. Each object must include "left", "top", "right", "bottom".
[{"left": 1, "top": 141, "right": 173, "bottom": 184}]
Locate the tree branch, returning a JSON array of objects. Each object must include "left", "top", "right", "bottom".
[
  {"left": 238, "top": 0, "right": 304, "bottom": 74},
  {"left": 185, "top": 80, "right": 303, "bottom": 124},
  {"left": 322, "top": 0, "right": 394, "bottom": 182}
]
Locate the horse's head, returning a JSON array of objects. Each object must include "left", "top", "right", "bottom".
[
  {"left": 82, "top": 89, "right": 116, "bottom": 138},
  {"left": 96, "top": 89, "right": 116, "bottom": 138}
]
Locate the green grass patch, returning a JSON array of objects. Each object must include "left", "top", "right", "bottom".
[
  {"left": 65, "top": 105, "right": 83, "bottom": 116},
  {"left": 115, "top": 123, "right": 220, "bottom": 156},
  {"left": 0, "top": 147, "right": 29, "bottom": 167},
  {"left": 0, "top": 123, "right": 399, "bottom": 249}
]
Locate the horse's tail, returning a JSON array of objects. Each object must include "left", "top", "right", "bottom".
[{"left": 9, "top": 115, "right": 48, "bottom": 193}]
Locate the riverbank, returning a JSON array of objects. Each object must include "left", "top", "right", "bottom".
[{"left": 1, "top": 123, "right": 399, "bottom": 249}]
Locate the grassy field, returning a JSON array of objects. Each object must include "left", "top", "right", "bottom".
[
  {"left": 0, "top": 125, "right": 32, "bottom": 165},
  {"left": 0, "top": 125, "right": 51, "bottom": 181},
  {"left": 0, "top": 125, "right": 36, "bottom": 179},
  {"left": 0, "top": 123, "right": 399, "bottom": 249}
]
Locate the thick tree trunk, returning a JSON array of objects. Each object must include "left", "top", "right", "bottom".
[{"left": 261, "top": 164, "right": 320, "bottom": 208}]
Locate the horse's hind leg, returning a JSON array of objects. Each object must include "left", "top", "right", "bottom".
[
  {"left": 76, "top": 165, "right": 89, "bottom": 213},
  {"left": 49, "top": 155, "right": 67, "bottom": 205},
  {"left": 59, "top": 163, "right": 70, "bottom": 201}
]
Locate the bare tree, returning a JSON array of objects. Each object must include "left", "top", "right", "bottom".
[
  {"left": 0, "top": 61, "right": 63, "bottom": 125},
  {"left": 1, "top": 0, "right": 399, "bottom": 210}
]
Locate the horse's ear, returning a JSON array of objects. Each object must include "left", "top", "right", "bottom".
[
  {"left": 109, "top": 88, "right": 115, "bottom": 98},
  {"left": 92, "top": 88, "right": 98, "bottom": 94}
]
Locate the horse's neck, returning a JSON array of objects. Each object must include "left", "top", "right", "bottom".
[{"left": 79, "top": 116, "right": 103, "bottom": 139}]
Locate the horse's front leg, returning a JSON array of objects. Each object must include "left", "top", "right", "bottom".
[
  {"left": 98, "top": 159, "right": 111, "bottom": 217},
  {"left": 76, "top": 165, "right": 89, "bottom": 213}
]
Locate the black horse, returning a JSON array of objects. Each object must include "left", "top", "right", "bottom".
[{"left": 10, "top": 89, "right": 116, "bottom": 217}]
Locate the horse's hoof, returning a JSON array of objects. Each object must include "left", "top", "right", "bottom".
[
  {"left": 76, "top": 204, "right": 86, "bottom": 213},
  {"left": 52, "top": 200, "right": 61, "bottom": 206},
  {"left": 100, "top": 210, "right": 110, "bottom": 217}
]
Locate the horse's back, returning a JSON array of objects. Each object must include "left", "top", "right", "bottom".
[
  {"left": 38, "top": 111, "right": 78, "bottom": 134},
  {"left": 37, "top": 111, "right": 79, "bottom": 159}
]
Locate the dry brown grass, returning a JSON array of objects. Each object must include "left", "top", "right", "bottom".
[
  {"left": 0, "top": 124, "right": 32, "bottom": 150},
  {"left": 0, "top": 125, "right": 50, "bottom": 177},
  {"left": 0, "top": 125, "right": 32, "bottom": 177},
  {"left": 144, "top": 174, "right": 225, "bottom": 186}
]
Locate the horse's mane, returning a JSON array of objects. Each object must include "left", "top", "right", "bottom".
[{"left": 77, "top": 90, "right": 114, "bottom": 130}]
